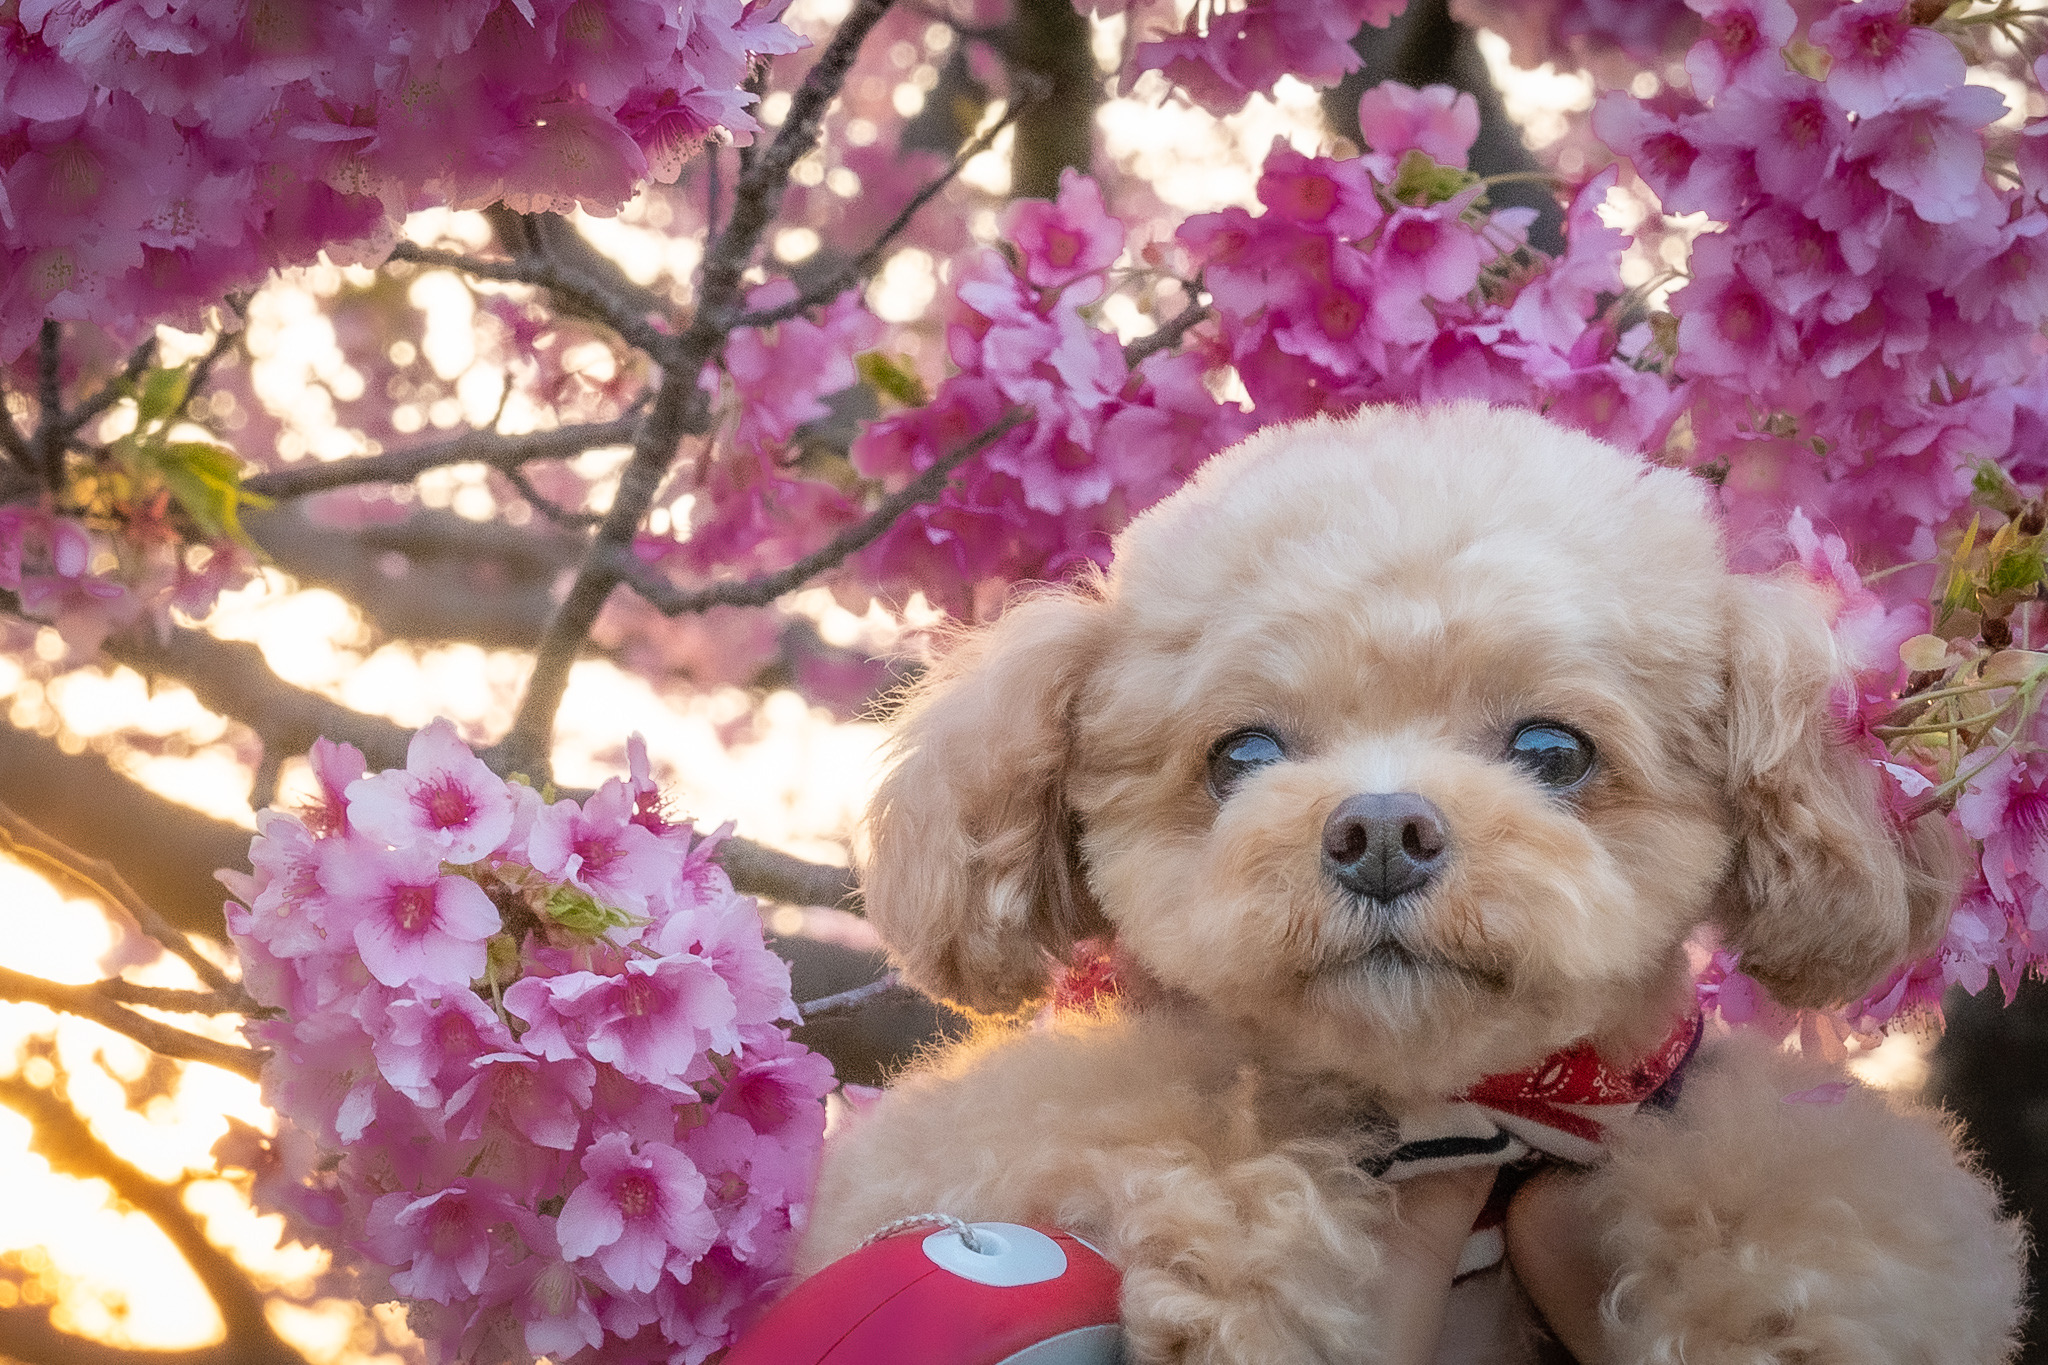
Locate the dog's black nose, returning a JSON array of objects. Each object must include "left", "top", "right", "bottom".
[{"left": 1321, "top": 793, "right": 1448, "bottom": 902}]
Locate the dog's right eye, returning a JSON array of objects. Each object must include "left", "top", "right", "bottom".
[{"left": 1207, "top": 728, "right": 1286, "bottom": 798}]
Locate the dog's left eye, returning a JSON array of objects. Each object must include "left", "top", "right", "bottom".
[
  {"left": 1208, "top": 728, "right": 1286, "bottom": 798},
  {"left": 1507, "top": 723, "right": 1595, "bottom": 791}
]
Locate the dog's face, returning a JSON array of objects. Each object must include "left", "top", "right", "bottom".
[{"left": 864, "top": 405, "right": 1954, "bottom": 1099}]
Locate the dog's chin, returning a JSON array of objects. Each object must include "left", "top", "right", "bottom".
[
  {"left": 1311, "top": 897, "right": 1512, "bottom": 996},
  {"left": 1300, "top": 935, "right": 1513, "bottom": 1015}
]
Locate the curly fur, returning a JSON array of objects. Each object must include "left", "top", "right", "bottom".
[{"left": 802, "top": 404, "right": 2025, "bottom": 1363}]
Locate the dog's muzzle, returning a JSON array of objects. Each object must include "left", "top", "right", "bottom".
[{"left": 1322, "top": 792, "right": 1448, "bottom": 903}]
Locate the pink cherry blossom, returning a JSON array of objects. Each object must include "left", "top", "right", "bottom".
[
  {"left": 1355, "top": 82, "right": 1480, "bottom": 169},
  {"left": 528, "top": 780, "right": 684, "bottom": 917},
  {"left": 557, "top": 1132, "right": 718, "bottom": 1294},
  {"left": 507, "top": 955, "right": 740, "bottom": 1088},
  {"left": 1006, "top": 168, "right": 1125, "bottom": 292},
  {"left": 1809, "top": 0, "right": 1966, "bottom": 117},
  {"left": 1682, "top": 0, "right": 1795, "bottom": 98},
  {"left": 371, "top": 986, "right": 517, "bottom": 1110},
  {"left": 1844, "top": 85, "right": 2005, "bottom": 226},
  {"left": 226, "top": 727, "right": 830, "bottom": 1363},
  {"left": 366, "top": 1181, "right": 517, "bottom": 1303},
  {"left": 1255, "top": 142, "right": 1385, "bottom": 239},
  {"left": 320, "top": 841, "right": 501, "bottom": 988},
  {"left": 346, "top": 717, "right": 516, "bottom": 864}
]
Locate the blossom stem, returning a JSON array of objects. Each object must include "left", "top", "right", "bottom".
[
  {"left": 34, "top": 321, "right": 62, "bottom": 489},
  {"left": 53, "top": 334, "right": 156, "bottom": 452},
  {"left": 1884, "top": 664, "right": 2048, "bottom": 710},
  {"left": 1874, "top": 664, "right": 2048, "bottom": 738},
  {"left": 1125, "top": 295, "right": 1212, "bottom": 367}
]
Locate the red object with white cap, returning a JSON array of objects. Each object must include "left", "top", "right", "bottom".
[{"left": 722, "top": 1218, "right": 1123, "bottom": 1365}]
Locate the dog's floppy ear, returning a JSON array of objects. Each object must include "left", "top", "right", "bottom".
[
  {"left": 1715, "top": 572, "right": 1957, "bottom": 1008},
  {"left": 862, "top": 587, "right": 1112, "bottom": 1013}
]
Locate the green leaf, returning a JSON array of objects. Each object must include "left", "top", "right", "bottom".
[
  {"left": 1971, "top": 458, "right": 2022, "bottom": 516},
  {"left": 540, "top": 884, "right": 644, "bottom": 939},
  {"left": 1390, "top": 149, "right": 1480, "bottom": 207},
  {"left": 855, "top": 350, "right": 929, "bottom": 408},
  {"left": 156, "top": 440, "right": 272, "bottom": 546},
  {"left": 133, "top": 365, "right": 192, "bottom": 426},
  {"left": 1986, "top": 546, "right": 2045, "bottom": 597}
]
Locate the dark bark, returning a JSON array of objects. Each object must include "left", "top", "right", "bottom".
[
  {"left": 1005, "top": 0, "right": 1098, "bottom": 200},
  {"left": 1322, "top": 0, "right": 1567, "bottom": 254},
  {"left": 245, "top": 506, "right": 577, "bottom": 649},
  {"left": 1930, "top": 978, "right": 2048, "bottom": 1361}
]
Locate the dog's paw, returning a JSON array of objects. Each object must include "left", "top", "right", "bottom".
[
  {"left": 1596, "top": 1039, "right": 2024, "bottom": 1365},
  {"left": 1089, "top": 1140, "right": 1393, "bottom": 1365}
]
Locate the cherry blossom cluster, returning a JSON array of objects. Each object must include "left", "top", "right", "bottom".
[
  {"left": 846, "top": 169, "right": 1256, "bottom": 615},
  {"left": 0, "top": 489, "right": 252, "bottom": 655},
  {"left": 1102, "top": 0, "right": 1408, "bottom": 116},
  {"left": 1178, "top": 81, "right": 1683, "bottom": 456},
  {"left": 217, "top": 721, "right": 831, "bottom": 1365},
  {"left": 0, "top": 0, "right": 801, "bottom": 360},
  {"left": 1560, "top": 0, "right": 2048, "bottom": 1033}
]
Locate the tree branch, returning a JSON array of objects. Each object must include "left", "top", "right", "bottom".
[
  {"left": 500, "top": 464, "right": 605, "bottom": 527},
  {"left": 0, "top": 1304, "right": 287, "bottom": 1365},
  {"left": 243, "top": 505, "right": 576, "bottom": 648},
  {"left": 489, "top": 0, "right": 903, "bottom": 781},
  {"left": 388, "top": 241, "right": 680, "bottom": 364},
  {"left": 34, "top": 320, "right": 62, "bottom": 487},
  {"left": 0, "top": 968, "right": 264, "bottom": 1079},
  {"left": 56, "top": 335, "right": 158, "bottom": 448},
  {"left": 0, "top": 800, "right": 235, "bottom": 994},
  {"left": 93, "top": 980, "right": 254, "bottom": 1014},
  {"left": 696, "top": 0, "right": 900, "bottom": 331},
  {"left": 0, "top": 1077, "right": 304, "bottom": 1365},
  {"left": 241, "top": 414, "right": 643, "bottom": 499},
  {"left": 798, "top": 970, "right": 907, "bottom": 1021},
  {"left": 1123, "top": 297, "right": 1211, "bottom": 367},
  {"left": 731, "top": 86, "right": 1039, "bottom": 331},
  {"left": 610, "top": 406, "right": 1029, "bottom": 616},
  {"left": 99, "top": 627, "right": 413, "bottom": 771},
  {"left": 717, "top": 838, "right": 860, "bottom": 910}
]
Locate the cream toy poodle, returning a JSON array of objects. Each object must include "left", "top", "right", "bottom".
[{"left": 798, "top": 404, "right": 2027, "bottom": 1363}]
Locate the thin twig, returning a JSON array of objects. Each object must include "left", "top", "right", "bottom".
[
  {"left": 180, "top": 298, "right": 249, "bottom": 400},
  {"left": 731, "top": 86, "right": 1041, "bottom": 330},
  {"left": 613, "top": 406, "right": 1030, "bottom": 616},
  {"left": 0, "top": 967, "right": 265, "bottom": 1079},
  {"left": 94, "top": 979, "right": 257, "bottom": 1015},
  {"left": 1123, "top": 296, "right": 1211, "bottom": 367},
  {"left": 34, "top": 319, "right": 62, "bottom": 487},
  {"left": 502, "top": 464, "right": 605, "bottom": 527},
  {"left": 798, "top": 971, "right": 907, "bottom": 1021},
  {"left": 56, "top": 335, "right": 157, "bottom": 447},
  {"left": 243, "top": 413, "right": 643, "bottom": 498},
  {"left": 695, "top": 0, "right": 900, "bottom": 328},
  {"left": 0, "top": 800, "right": 236, "bottom": 994},
  {"left": 389, "top": 241, "right": 680, "bottom": 363}
]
